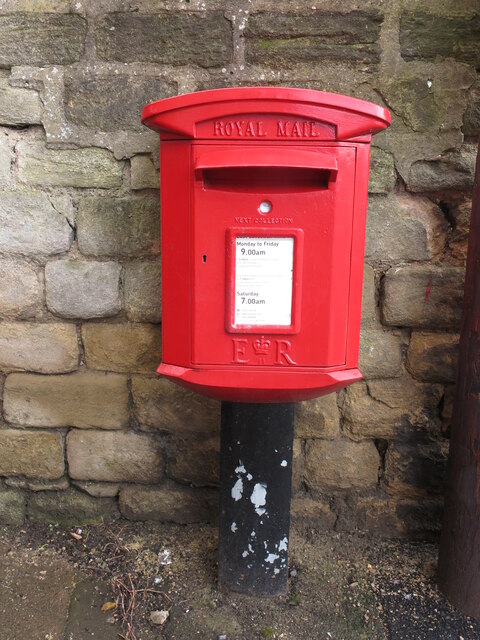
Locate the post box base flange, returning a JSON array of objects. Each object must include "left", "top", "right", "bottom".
[{"left": 158, "top": 363, "right": 362, "bottom": 402}]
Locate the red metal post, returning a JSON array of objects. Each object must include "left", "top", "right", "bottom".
[{"left": 438, "top": 138, "right": 480, "bottom": 616}]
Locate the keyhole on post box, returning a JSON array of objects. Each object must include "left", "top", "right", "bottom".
[
  {"left": 202, "top": 255, "right": 207, "bottom": 263},
  {"left": 259, "top": 200, "right": 272, "bottom": 214}
]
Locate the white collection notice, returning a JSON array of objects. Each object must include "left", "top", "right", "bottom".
[{"left": 234, "top": 236, "right": 294, "bottom": 326}]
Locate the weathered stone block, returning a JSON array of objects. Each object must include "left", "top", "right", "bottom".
[
  {"left": 124, "top": 262, "right": 161, "bottom": 322},
  {"left": 0, "top": 129, "right": 11, "bottom": 183},
  {"left": 67, "top": 429, "right": 163, "bottom": 483},
  {"left": 343, "top": 378, "right": 442, "bottom": 441},
  {"left": 77, "top": 195, "right": 160, "bottom": 257},
  {"left": 365, "top": 194, "right": 447, "bottom": 264},
  {"left": 292, "top": 438, "right": 303, "bottom": 493},
  {"left": 407, "top": 145, "right": 477, "bottom": 193},
  {"left": 82, "top": 323, "right": 162, "bottom": 373},
  {"left": 245, "top": 11, "right": 382, "bottom": 66},
  {"left": 17, "top": 142, "right": 123, "bottom": 188},
  {"left": 0, "top": 190, "right": 73, "bottom": 257},
  {"left": 45, "top": 260, "right": 121, "bottom": 319},
  {"left": 130, "top": 155, "right": 160, "bottom": 190},
  {"left": 0, "top": 430, "right": 64, "bottom": 479},
  {"left": 119, "top": 482, "right": 218, "bottom": 523},
  {"left": 383, "top": 438, "right": 448, "bottom": 497},
  {"left": 340, "top": 493, "right": 443, "bottom": 537},
  {"left": 167, "top": 435, "right": 219, "bottom": 487},
  {"left": 344, "top": 382, "right": 390, "bottom": 440},
  {"left": 304, "top": 439, "right": 379, "bottom": 490},
  {"left": 400, "top": 11, "right": 480, "bottom": 67},
  {"left": 45, "top": 192, "right": 75, "bottom": 227},
  {"left": 407, "top": 332, "right": 459, "bottom": 383},
  {"left": 382, "top": 265, "right": 465, "bottom": 329},
  {"left": 396, "top": 497, "right": 444, "bottom": 537},
  {"left": 195, "top": 77, "right": 257, "bottom": 91},
  {"left": 72, "top": 481, "right": 119, "bottom": 498},
  {"left": 369, "top": 147, "right": 395, "bottom": 194},
  {"left": 27, "top": 488, "right": 117, "bottom": 525},
  {"left": 380, "top": 61, "right": 474, "bottom": 134},
  {"left": 379, "top": 121, "right": 463, "bottom": 189},
  {"left": 295, "top": 393, "right": 339, "bottom": 439},
  {"left": 359, "top": 328, "right": 404, "bottom": 379},
  {"left": 0, "top": 489, "right": 25, "bottom": 525},
  {"left": 5, "top": 477, "right": 69, "bottom": 492},
  {"left": 290, "top": 495, "right": 336, "bottom": 529},
  {"left": 0, "top": 0, "right": 71, "bottom": 8},
  {"left": 0, "top": 259, "right": 43, "bottom": 319},
  {"left": 0, "top": 322, "right": 78, "bottom": 373},
  {"left": 65, "top": 71, "right": 176, "bottom": 132},
  {"left": 361, "top": 264, "right": 376, "bottom": 328},
  {"left": 196, "top": 72, "right": 372, "bottom": 95},
  {"left": 132, "top": 376, "right": 220, "bottom": 434},
  {"left": 111, "top": 128, "right": 158, "bottom": 160},
  {"left": 4, "top": 371, "right": 129, "bottom": 429},
  {"left": 0, "top": 75, "right": 42, "bottom": 125},
  {"left": 0, "top": 13, "right": 86, "bottom": 66},
  {"left": 96, "top": 12, "right": 232, "bottom": 67},
  {"left": 448, "top": 198, "right": 471, "bottom": 262},
  {"left": 347, "top": 496, "right": 405, "bottom": 538},
  {"left": 442, "top": 385, "right": 455, "bottom": 431},
  {"left": 370, "top": 376, "right": 443, "bottom": 407},
  {"left": 463, "top": 77, "right": 480, "bottom": 137}
]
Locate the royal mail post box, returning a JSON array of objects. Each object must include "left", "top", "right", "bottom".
[{"left": 142, "top": 87, "right": 390, "bottom": 402}]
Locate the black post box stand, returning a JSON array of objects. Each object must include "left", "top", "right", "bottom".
[{"left": 218, "top": 402, "right": 295, "bottom": 596}]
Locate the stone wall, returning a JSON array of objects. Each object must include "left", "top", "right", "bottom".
[{"left": 0, "top": 0, "right": 478, "bottom": 536}]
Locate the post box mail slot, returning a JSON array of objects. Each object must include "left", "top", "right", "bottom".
[{"left": 142, "top": 87, "right": 390, "bottom": 402}]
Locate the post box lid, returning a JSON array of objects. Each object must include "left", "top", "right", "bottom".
[{"left": 141, "top": 86, "right": 390, "bottom": 142}]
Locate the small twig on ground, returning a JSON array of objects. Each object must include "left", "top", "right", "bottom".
[
  {"left": 112, "top": 572, "right": 173, "bottom": 640},
  {"left": 128, "top": 574, "right": 136, "bottom": 635},
  {"left": 103, "top": 527, "right": 129, "bottom": 556},
  {"left": 143, "top": 577, "right": 149, "bottom": 602},
  {"left": 104, "top": 554, "right": 126, "bottom": 564},
  {"left": 140, "top": 588, "right": 173, "bottom": 604}
]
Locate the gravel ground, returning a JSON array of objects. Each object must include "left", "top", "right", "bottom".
[{"left": 1, "top": 521, "right": 479, "bottom": 640}]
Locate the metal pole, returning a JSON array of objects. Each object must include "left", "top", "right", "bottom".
[
  {"left": 438, "top": 138, "right": 480, "bottom": 616},
  {"left": 218, "top": 401, "right": 295, "bottom": 596}
]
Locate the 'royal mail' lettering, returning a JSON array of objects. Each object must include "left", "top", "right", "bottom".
[
  {"left": 214, "top": 120, "right": 268, "bottom": 137},
  {"left": 277, "top": 120, "right": 320, "bottom": 137},
  {"left": 213, "top": 119, "right": 322, "bottom": 138}
]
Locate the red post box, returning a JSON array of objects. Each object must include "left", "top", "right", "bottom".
[
  {"left": 142, "top": 88, "right": 391, "bottom": 596},
  {"left": 142, "top": 88, "right": 390, "bottom": 402}
]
